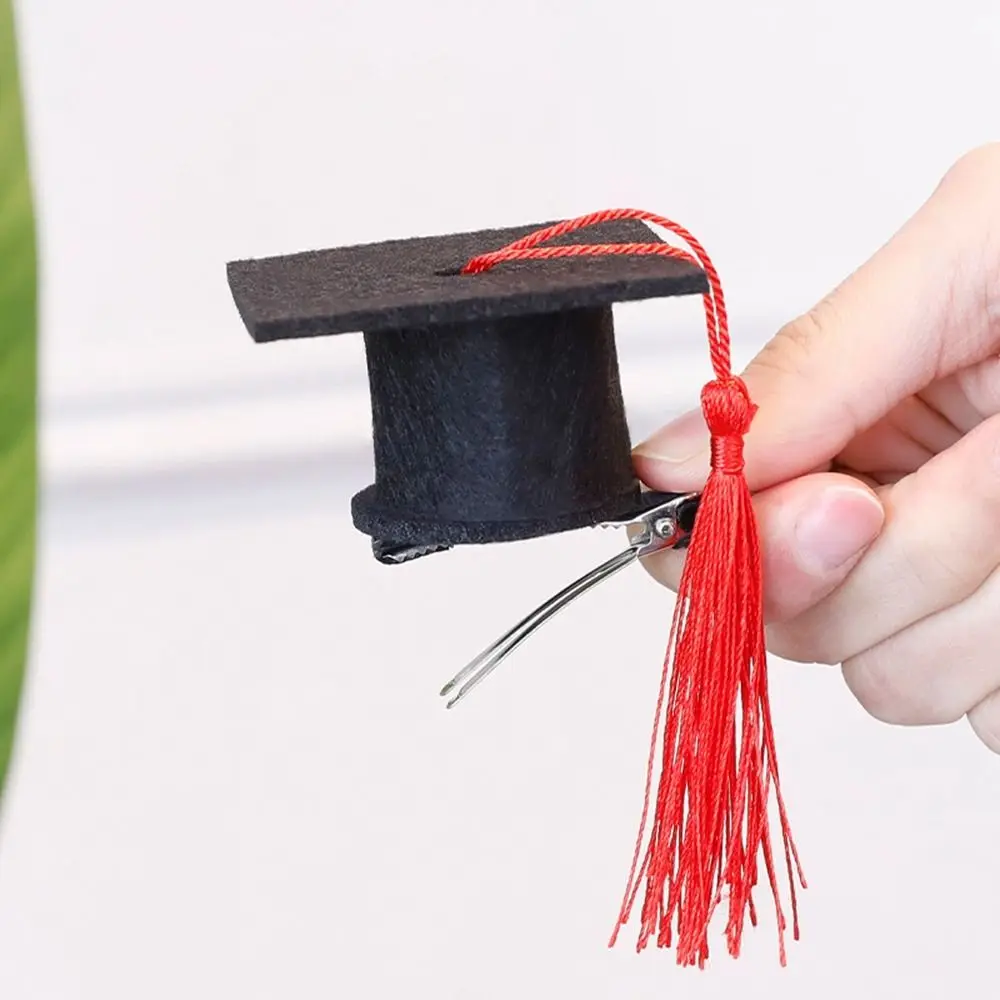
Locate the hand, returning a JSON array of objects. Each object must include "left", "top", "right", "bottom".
[{"left": 633, "top": 143, "right": 1000, "bottom": 753}]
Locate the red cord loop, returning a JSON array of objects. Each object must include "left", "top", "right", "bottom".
[{"left": 461, "top": 208, "right": 733, "bottom": 382}]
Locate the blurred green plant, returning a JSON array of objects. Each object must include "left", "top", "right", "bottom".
[{"left": 0, "top": 0, "right": 37, "bottom": 807}]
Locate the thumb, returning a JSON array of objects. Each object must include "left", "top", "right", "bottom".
[
  {"left": 634, "top": 144, "right": 1000, "bottom": 493},
  {"left": 642, "top": 471, "right": 885, "bottom": 623}
]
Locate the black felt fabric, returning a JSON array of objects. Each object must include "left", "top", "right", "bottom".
[
  {"left": 226, "top": 219, "right": 707, "bottom": 342},
  {"left": 225, "top": 218, "right": 709, "bottom": 559},
  {"left": 352, "top": 306, "right": 641, "bottom": 547}
]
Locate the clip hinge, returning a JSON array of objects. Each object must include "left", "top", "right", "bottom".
[{"left": 598, "top": 491, "right": 699, "bottom": 556}]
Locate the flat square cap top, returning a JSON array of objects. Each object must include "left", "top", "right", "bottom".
[{"left": 227, "top": 218, "right": 708, "bottom": 343}]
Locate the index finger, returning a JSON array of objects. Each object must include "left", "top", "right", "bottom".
[{"left": 634, "top": 143, "right": 1000, "bottom": 494}]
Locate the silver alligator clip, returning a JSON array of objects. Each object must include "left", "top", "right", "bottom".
[{"left": 439, "top": 491, "right": 700, "bottom": 708}]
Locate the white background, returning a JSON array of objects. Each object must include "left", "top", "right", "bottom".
[{"left": 2, "top": 1, "right": 999, "bottom": 997}]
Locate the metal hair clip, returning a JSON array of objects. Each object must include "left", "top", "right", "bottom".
[{"left": 439, "top": 491, "right": 701, "bottom": 708}]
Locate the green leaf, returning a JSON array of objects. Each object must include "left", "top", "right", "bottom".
[{"left": 0, "top": 0, "right": 37, "bottom": 807}]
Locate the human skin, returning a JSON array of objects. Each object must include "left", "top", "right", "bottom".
[{"left": 633, "top": 143, "right": 1000, "bottom": 753}]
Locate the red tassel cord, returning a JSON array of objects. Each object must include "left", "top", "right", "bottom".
[{"left": 465, "top": 210, "right": 807, "bottom": 967}]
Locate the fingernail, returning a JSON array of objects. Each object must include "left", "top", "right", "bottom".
[
  {"left": 633, "top": 408, "right": 709, "bottom": 464},
  {"left": 793, "top": 486, "right": 885, "bottom": 574}
]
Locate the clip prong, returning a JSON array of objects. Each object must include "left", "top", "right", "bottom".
[
  {"left": 439, "top": 492, "right": 699, "bottom": 708},
  {"left": 440, "top": 547, "right": 638, "bottom": 708}
]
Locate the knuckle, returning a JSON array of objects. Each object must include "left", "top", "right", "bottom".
[
  {"left": 842, "top": 650, "right": 962, "bottom": 727},
  {"left": 751, "top": 310, "right": 823, "bottom": 383},
  {"left": 935, "top": 146, "right": 1000, "bottom": 257},
  {"left": 968, "top": 694, "right": 1000, "bottom": 754},
  {"left": 888, "top": 420, "right": 1000, "bottom": 605},
  {"left": 899, "top": 537, "right": 975, "bottom": 612},
  {"left": 748, "top": 301, "right": 869, "bottom": 434},
  {"left": 975, "top": 417, "right": 1000, "bottom": 490},
  {"left": 934, "top": 145, "right": 1000, "bottom": 329},
  {"left": 765, "top": 621, "right": 843, "bottom": 667},
  {"left": 842, "top": 654, "right": 903, "bottom": 723},
  {"left": 935, "top": 425, "right": 1000, "bottom": 571}
]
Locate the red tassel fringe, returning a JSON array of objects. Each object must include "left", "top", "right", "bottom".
[{"left": 609, "top": 375, "right": 806, "bottom": 967}]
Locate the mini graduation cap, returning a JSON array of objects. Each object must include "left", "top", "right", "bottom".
[{"left": 227, "top": 209, "right": 805, "bottom": 968}]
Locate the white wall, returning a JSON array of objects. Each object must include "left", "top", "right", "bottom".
[{"left": 1, "top": 2, "right": 998, "bottom": 998}]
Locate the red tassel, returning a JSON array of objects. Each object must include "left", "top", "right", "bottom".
[
  {"left": 464, "top": 209, "right": 806, "bottom": 967},
  {"left": 609, "top": 374, "right": 805, "bottom": 967}
]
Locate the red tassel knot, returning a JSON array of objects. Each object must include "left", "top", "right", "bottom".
[{"left": 703, "top": 377, "right": 756, "bottom": 475}]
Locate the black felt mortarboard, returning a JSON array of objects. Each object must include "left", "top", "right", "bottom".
[{"left": 226, "top": 218, "right": 707, "bottom": 563}]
